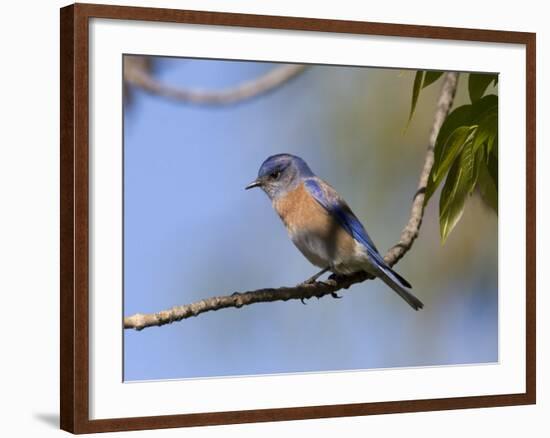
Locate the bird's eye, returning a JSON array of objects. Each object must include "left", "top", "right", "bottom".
[{"left": 270, "top": 171, "right": 281, "bottom": 180}]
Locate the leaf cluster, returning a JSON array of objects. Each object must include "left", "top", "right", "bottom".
[{"left": 409, "top": 72, "right": 498, "bottom": 243}]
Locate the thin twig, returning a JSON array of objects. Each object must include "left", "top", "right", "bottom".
[
  {"left": 124, "top": 72, "right": 459, "bottom": 331},
  {"left": 124, "top": 56, "right": 308, "bottom": 106},
  {"left": 385, "top": 71, "right": 459, "bottom": 264}
]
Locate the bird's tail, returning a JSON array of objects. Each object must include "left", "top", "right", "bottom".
[{"left": 376, "top": 265, "right": 424, "bottom": 311}]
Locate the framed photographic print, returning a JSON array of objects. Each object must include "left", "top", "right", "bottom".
[{"left": 60, "top": 2, "right": 536, "bottom": 434}]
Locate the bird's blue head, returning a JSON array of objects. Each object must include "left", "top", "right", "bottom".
[{"left": 245, "top": 153, "right": 314, "bottom": 200}]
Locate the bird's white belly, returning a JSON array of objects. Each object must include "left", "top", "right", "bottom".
[{"left": 289, "top": 229, "right": 373, "bottom": 275}]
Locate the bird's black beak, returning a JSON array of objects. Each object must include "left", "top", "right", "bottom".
[{"left": 245, "top": 179, "right": 262, "bottom": 190}]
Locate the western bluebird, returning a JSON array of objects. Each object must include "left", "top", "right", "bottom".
[{"left": 245, "top": 153, "right": 424, "bottom": 310}]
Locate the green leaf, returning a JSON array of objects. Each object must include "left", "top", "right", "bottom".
[
  {"left": 468, "top": 73, "right": 498, "bottom": 102},
  {"left": 486, "top": 146, "right": 498, "bottom": 187},
  {"left": 478, "top": 158, "right": 498, "bottom": 213},
  {"left": 472, "top": 106, "right": 498, "bottom": 154},
  {"left": 423, "top": 71, "right": 444, "bottom": 89},
  {"left": 424, "top": 172, "right": 439, "bottom": 206},
  {"left": 475, "top": 115, "right": 498, "bottom": 214},
  {"left": 423, "top": 105, "right": 475, "bottom": 205},
  {"left": 408, "top": 71, "right": 425, "bottom": 123},
  {"left": 488, "top": 135, "right": 498, "bottom": 160},
  {"left": 462, "top": 135, "right": 481, "bottom": 193},
  {"left": 424, "top": 95, "right": 498, "bottom": 206},
  {"left": 433, "top": 126, "right": 477, "bottom": 182},
  {"left": 473, "top": 141, "right": 486, "bottom": 187},
  {"left": 439, "top": 160, "right": 468, "bottom": 244},
  {"left": 484, "top": 110, "right": 498, "bottom": 157},
  {"left": 470, "top": 94, "right": 498, "bottom": 120},
  {"left": 472, "top": 95, "right": 498, "bottom": 157},
  {"left": 425, "top": 125, "right": 476, "bottom": 204},
  {"left": 433, "top": 105, "right": 473, "bottom": 161},
  {"left": 439, "top": 141, "right": 480, "bottom": 244}
]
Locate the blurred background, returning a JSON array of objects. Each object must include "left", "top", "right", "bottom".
[{"left": 123, "top": 57, "right": 498, "bottom": 381}]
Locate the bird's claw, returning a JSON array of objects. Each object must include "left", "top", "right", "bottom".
[
  {"left": 330, "top": 292, "right": 342, "bottom": 299},
  {"left": 300, "top": 297, "right": 308, "bottom": 305},
  {"left": 328, "top": 273, "right": 349, "bottom": 285},
  {"left": 299, "top": 278, "right": 316, "bottom": 286}
]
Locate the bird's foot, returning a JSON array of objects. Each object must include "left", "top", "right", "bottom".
[
  {"left": 298, "top": 278, "right": 316, "bottom": 286},
  {"left": 299, "top": 267, "right": 330, "bottom": 286},
  {"left": 327, "top": 273, "right": 346, "bottom": 283}
]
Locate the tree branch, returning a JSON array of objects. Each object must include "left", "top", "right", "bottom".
[
  {"left": 385, "top": 71, "right": 459, "bottom": 264},
  {"left": 124, "top": 72, "right": 459, "bottom": 331},
  {"left": 124, "top": 56, "right": 308, "bottom": 106}
]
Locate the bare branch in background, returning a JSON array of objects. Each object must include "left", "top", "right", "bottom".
[
  {"left": 123, "top": 56, "right": 154, "bottom": 106},
  {"left": 124, "top": 55, "right": 308, "bottom": 105},
  {"left": 124, "top": 72, "right": 459, "bottom": 331}
]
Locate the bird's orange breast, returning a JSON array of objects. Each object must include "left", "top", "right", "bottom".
[{"left": 273, "top": 183, "right": 356, "bottom": 257}]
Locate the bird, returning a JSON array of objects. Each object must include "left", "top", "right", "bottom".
[{"left": 245, "top": 153, "right": 424, "bottom": 310}]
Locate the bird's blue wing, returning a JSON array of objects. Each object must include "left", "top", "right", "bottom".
[
  {"left": 303, "top": 178, "right": 383, "bottom": 261},
  {"left": 303, "top": 178, "right": 413, "bottom": 290}
]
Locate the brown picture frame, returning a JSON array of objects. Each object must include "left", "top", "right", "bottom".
[{"left": 60, "top": 2, "right": 536, "bottom": 434}]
